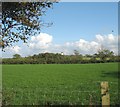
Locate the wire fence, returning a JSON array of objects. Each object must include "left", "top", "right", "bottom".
[{"left": 2, "top": 81, "right": 119, "bottom": 106}]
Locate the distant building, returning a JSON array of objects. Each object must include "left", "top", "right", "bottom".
[{"left": 61, "top": 52, "right": 64, "bottom": 55}]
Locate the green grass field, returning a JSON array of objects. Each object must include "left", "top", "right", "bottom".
[{"left": 2, "top": 63, "right": 119, "bottom": 105}]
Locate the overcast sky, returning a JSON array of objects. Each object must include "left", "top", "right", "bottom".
[{"left": 2, "top": 2, "right": 119, "bottom": 58}]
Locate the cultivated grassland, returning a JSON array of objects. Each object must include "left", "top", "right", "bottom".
[{"left": 2, "top": 63, "right": 119, "bottom": 105}]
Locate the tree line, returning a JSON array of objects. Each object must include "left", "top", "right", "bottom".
[{"left": 1, "top": 49, "right": 120, "bottom": 64}]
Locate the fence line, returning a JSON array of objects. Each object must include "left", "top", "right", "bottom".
[{"left": 2, "top": 81, "right": 118, "bottom": 106}]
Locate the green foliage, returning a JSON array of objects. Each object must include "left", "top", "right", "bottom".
[
  {"left": 74, "top": 50, "right": 80, "bottom": 55},
  {"left": 2, "top": 52, "right": 120, "bottom": 64},
  {"left": 2, "top": 63, "right": 119, "bottom": 105},
  {"left": 95, "top": 49, "right": 115, "bottom": 61},
  {"left": 1, "top": 1, "right": 56, "bottom": 49},
  {"left": 13, "top": 54, "right": 21, "bottom": 59}
]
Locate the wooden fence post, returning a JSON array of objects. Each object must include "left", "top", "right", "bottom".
[
  {"left": 101, "top": 81, "right": 110, "bottom": 107},
  {"left": 89, "top": 94, "right": 93, "bottom": 107}
]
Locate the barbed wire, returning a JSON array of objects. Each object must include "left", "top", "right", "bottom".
[{"left": 2, "top": 81, "right": 119, "bottom": 105}]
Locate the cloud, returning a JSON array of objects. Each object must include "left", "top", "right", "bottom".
[
  {"left": 57, "top": 34, "right": 118, "bottom": 55},
  {"left": 62, "top": 39, "right": 100, "bottom": 55},
  {"left": 75, "top": 39, "right": 99, "bottom": 51},
  {"left": 2, "top": 33, "right": 119, "bottom": 58},
  {"left": 10, "top": 46, "right": 21, "bottom": 53},
  {"left": 96, "top": 34, "right": 104, "bottom": 43},
  {"left": 2, "top": 45, "right": 21, "bottom": 58},
  {"left": 95, "top": 34, "right": 118, "bottom": 54},
  {"left": 30, "top": 33, "right": 53, "bottom": 49},
  {"left": 96, "top": 34, "right": 118, "bottom": 45},
  {"left": 4, "top": 45, "right": 21, "bottom": 54}
]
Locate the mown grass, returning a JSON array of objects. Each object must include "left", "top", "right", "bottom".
[{"left": 2, "top": 63, "right": 119, "bottom": 105}]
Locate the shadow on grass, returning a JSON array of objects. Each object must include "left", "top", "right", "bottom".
[{"left": 101, "top": 71, "right": 120, "bottom": 79}]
